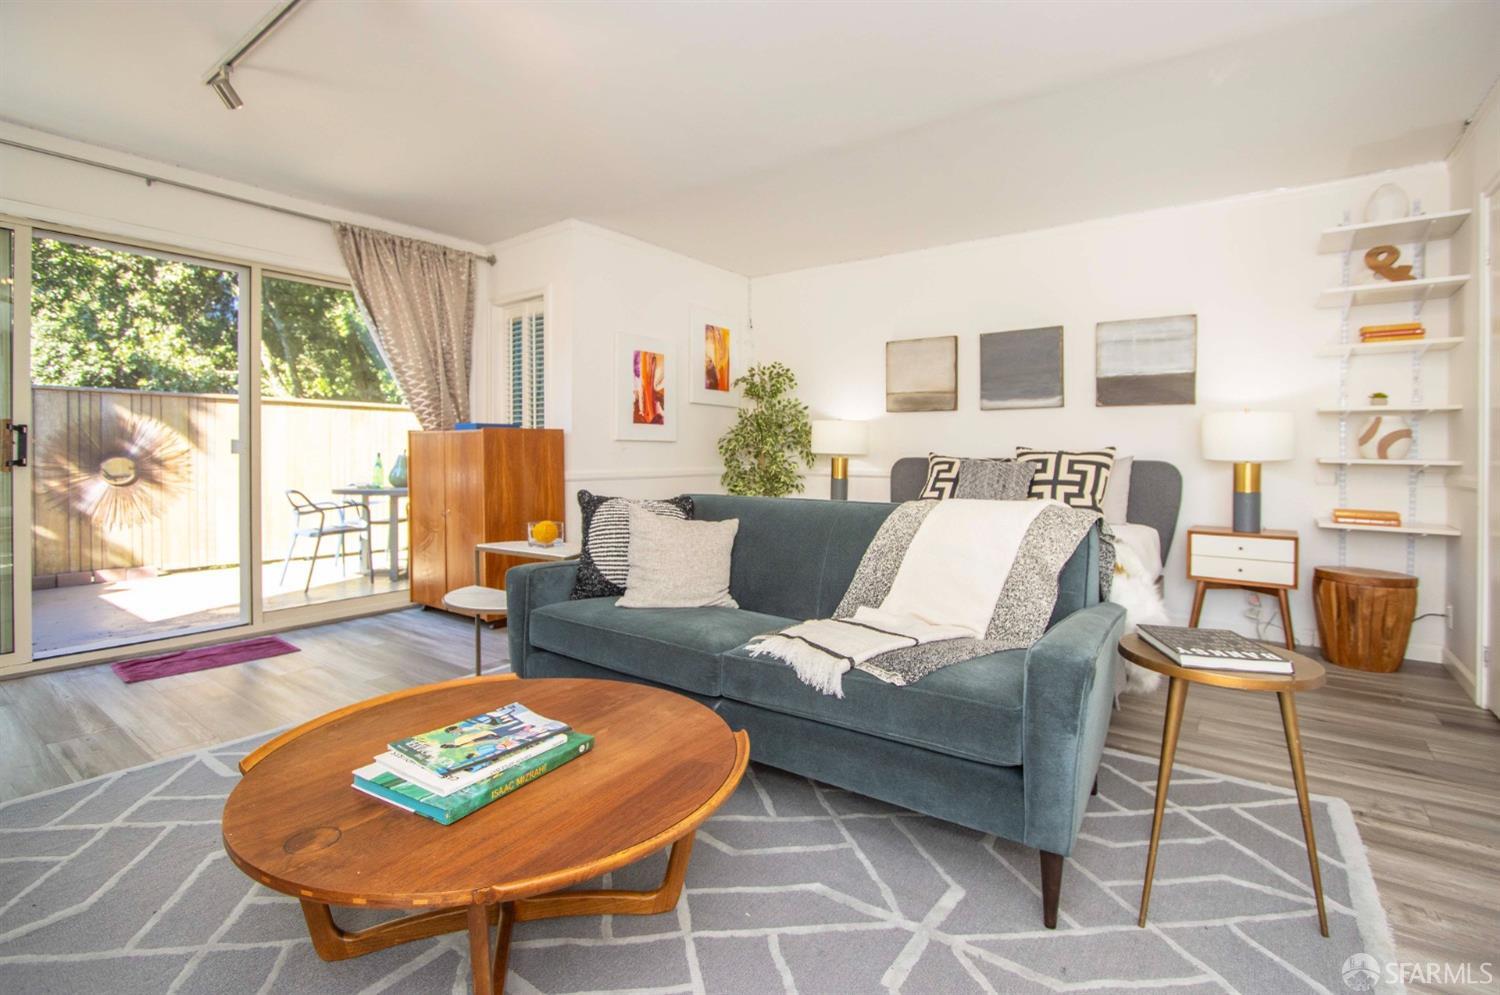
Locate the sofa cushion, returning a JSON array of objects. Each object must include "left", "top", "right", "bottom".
[
  {"left": 529, "top": 599, "right": 793, "bottom": 696},
  {"left": 720, "top": 644, "right": 1027, "bottom": 766}
]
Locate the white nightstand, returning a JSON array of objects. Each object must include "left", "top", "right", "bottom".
[{"left": 1185, "top": 525, "right": 1300, "bottom": 650}]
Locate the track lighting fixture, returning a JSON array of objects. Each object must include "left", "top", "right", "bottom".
[{"left": 207, "top": 68, "right": 243, "bottom": 111}]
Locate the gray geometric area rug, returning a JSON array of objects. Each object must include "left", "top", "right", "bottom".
[{"left": 0, "top": 736, "right": 1404, "bottom": 995}]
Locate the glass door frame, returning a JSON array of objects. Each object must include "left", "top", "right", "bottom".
[{"left": 0, "top": 222, "right": 35, "bottom": 673}]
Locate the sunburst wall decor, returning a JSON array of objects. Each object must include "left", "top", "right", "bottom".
[{"left": 39, "top": 409, "right": 193, "bottom": 531}]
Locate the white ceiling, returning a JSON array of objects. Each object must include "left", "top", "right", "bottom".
[{"left": 2, "top": 1, "right": 1497, "bottom": 275}]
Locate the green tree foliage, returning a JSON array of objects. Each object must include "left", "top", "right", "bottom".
[
  {"left": 31, "top": 237, "right": 239, "bottom": 393},
  {"left": 30, "top": 238, "right": 402, "bottom": 404},
  {"left": 717, "top": 362, "right": 813, "bottom": 497},
  {"left": 261, "top": 277, "right": 400, "bottom": 403}
]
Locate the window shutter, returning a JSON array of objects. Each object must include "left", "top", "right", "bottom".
[{"left": 500, "top": 297, "right": 545, "bottom": 428}]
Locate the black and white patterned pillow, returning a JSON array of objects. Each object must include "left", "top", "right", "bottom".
[
  {"left": 918, "top": 454, "right": 962, "bottom": 499},
  {"left": 953, "top": 458, "right": 1035, "bottom": 500},
  {"left": 570, "top": 490, "right": 695, "bottom": 599},
  {"left": 1015, "top": 447, "right": 1115, "bottom": 511}
]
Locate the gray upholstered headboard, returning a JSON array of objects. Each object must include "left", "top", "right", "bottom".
[{"left": 889, "top": 457, "right": 1183, "bottom": 559}]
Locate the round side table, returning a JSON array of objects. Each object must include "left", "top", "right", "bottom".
[
  {"left": 1118, "top": 632, "right": 1329, "bottom": 936},
  {"left": 443, "top": 585, "right": 508, "bottom": 676}
]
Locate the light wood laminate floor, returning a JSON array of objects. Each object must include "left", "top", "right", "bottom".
[{"left": 2, "top": 607, "right": 1496, "bottom": 992}]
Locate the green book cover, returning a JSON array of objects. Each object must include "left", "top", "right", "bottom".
[
  {"left": 388, "top": 701, "right": 570, "bottom": 776},
  {"left": 354, "top": 730, "right": 593, "bottom": 825}
]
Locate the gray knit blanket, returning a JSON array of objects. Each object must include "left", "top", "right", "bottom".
[{"left": 747, "top": 500, "right": 1114, "bottom": 696}]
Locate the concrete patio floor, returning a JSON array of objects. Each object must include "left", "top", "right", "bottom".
[{"left": 33, "top": 558, "right": 405, "bottom": 658}]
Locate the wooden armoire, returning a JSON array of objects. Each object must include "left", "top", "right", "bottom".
[{"left": 408, "top": 427, "right": 565, "bottom": 609}]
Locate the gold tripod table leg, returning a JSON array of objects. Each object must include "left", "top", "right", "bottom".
[
  {"left": 1278, "top": 690, "right": 1329, "bottom": 937},
  {"left": 1139, "top": 675, "right": 1188, "bottom": 927}
]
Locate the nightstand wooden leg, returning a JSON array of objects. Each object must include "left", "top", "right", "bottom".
[
  {"left": 1277, "top": 691, "right": 1329, "bottom": 937},
  {"left": 1139, "top": 675, "right": 1188, "bottom": 927},
  {"left": 1189, "top": 582, "right": 1207, "bottom": 627},
  {"left": 1276, "top": 589, "right": 1295, "bottom": 650}
]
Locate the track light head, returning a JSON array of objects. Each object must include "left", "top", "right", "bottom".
[{"left": 208, "top": 68, "right": 243, "bottom": 110}]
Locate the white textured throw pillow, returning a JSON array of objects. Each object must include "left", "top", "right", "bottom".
[{"left": 618, "top": 506, "right": 740, "bottom": 609}]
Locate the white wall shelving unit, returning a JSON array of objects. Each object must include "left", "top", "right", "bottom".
[{"left": 1316, "top": 206, "right": 1470, "bottom": 571}]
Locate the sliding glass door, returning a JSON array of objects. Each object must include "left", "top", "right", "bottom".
[
  {"left": 28, "top": 232, "right": 251, "bottom": 658},
  {"left": 0, "top": 226, "right": 31, "bottom": 671}
]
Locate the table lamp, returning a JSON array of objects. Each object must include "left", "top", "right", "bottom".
[
  {"left": 810, "top": 419, "right": 869, "bottom": 501},
  {"left": 1200, "top": 410, "right": 1295, "bottom": 533}
]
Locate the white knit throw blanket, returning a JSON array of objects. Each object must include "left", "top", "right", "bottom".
[{"left": 746, "top": 500, "right": 1054, "bottom": 696}]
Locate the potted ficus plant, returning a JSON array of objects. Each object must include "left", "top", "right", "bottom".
[{"left": 717, "top": 362, "right": 814, "bottom": 497}]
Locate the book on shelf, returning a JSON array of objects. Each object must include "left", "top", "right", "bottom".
[
  {"left": 354, "top": 731, "right": 595, "bottom": 825},
  {"left": 1137, "top": 625, "right": 1293, "bottom": 675},
  {"left": 1359, "top": 322, "right": 1423, "bottom": 335},
  {"left": 374, "top": 733, "right": 569, "bottom": 797},
  {"left": 1331, "top": 507, "right": 1402, "bottom": 527},
  {"left": 389, "top": 702, "right": 570, "bottom": 776}
]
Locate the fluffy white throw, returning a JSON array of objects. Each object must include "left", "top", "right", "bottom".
[{"left": 747, "top": 500, "right": 1052, "bottom": 696}]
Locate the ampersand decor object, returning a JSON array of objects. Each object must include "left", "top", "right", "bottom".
[{"left": 1364, "top": 245, "right": 1414, "bottom": 282}]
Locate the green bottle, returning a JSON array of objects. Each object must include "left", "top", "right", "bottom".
[{"left": 372, "top": 452, "right": 385, "bottom": 488}]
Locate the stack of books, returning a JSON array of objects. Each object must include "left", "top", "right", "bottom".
[
  {"left": 352, "top": 702, "right": 593, "bottom": 825},
  {"left": 1331, "top": 507, "right": 1402, "bottom": 528},
  {"left": 1138, "top": 625, "right": 1293, "bottom": 675},
  {"left": 1359, "top": 322, "right": 1424, "bottom": 344}
]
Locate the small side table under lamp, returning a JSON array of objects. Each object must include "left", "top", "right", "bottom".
[{"left": 811, "top": 420, "right": 869, "bottom": 501}]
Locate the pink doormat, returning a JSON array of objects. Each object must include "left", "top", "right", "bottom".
[{"left": 110, "top": 636, "right": 300, "bottom": 683}]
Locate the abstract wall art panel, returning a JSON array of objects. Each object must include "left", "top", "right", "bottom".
[
  {"left": 885, "top": 335, "right": 957, "bottom": 412},
  {"left": 1095, "top": 314, "right": 1197, "bottom": 406},
  {"left": 689, "top": 306, "right": 745, "bottom": 407},
  {"left": 979, "top": 326, "right": 1064, "bottom": 410},
  {"left": 615, "top": 334, "right": 678, "bottom": 441}
]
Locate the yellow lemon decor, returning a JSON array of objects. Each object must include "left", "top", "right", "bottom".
[{"left": 528, "top": 520, "right": 562, "bottom": 546}]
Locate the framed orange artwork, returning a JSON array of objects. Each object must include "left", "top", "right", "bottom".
[
  {"left": 615, "top": 334, "right": 677, "bottom": 441},
  {"left": 690, "top": 306, "right": 744, "bottom": 407}
]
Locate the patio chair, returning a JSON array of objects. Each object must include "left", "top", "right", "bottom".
[{"left": 280, "top": 490, "right": 372, "bottom": 594}]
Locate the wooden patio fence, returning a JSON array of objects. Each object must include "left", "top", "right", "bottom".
[{"left": 32, "top": 386, "right": 419, "bottom": 583}]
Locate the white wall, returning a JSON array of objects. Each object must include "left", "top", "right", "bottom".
[
  {"left": 1445, "top": 82, "right": 1500, "bottom": 705},
  {"left": 483, "top": 220, "right": 748, "bottom": 540},
  {"left": 751, "top": 164, "right": 1456, "bottom": 660}
]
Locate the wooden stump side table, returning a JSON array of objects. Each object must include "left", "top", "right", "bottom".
[
  {"left": 1118, "top": 633, "right": 1329, "bottom": 936},
  {"left": 1312, "top": 565, "right": 1417, "bottom": 672}
]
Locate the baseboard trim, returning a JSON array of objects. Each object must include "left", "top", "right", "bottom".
[{"left": 1442, "top": 647, "right": 1479, "bottom": 703}]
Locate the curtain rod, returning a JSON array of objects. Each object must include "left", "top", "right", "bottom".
[{"left": 0, "top": 137, "right": 497, "bottom": 265}]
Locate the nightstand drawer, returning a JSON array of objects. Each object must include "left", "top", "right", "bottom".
[
  {"left": 1191, "top": 554, "right": 1295, "bottom": 587},
  {"left": 1189, "top": 533, "right": 1296, "bottom": 563}
]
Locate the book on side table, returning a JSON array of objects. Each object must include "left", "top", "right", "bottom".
[{"left": 1137, "top": 625, "right": 1293, "bottom": 675}]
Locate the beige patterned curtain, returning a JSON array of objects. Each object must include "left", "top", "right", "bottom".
[{"left": 333, "top": 223, "right": 475, "bottom": 430}]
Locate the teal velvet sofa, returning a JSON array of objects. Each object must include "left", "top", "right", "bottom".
[{"left": 506, "top": 493, "right": 1126, "bottom": 927}]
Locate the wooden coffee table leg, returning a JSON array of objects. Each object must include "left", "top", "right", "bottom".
[
  {"left": 1139, "top": 675, "right": 1188, "bottom": 927},
  {"left": 468, "top": 901, "right": 516, "bottom": 995},
  {"left": 1278, "top": 691, "right": 1329, "bottom": 937},
  {"left": 516, "top": 832, "right": 697, "bottom": 921},
  {"left": 300, "top": 900, "right": 473, "bottom": 961}
]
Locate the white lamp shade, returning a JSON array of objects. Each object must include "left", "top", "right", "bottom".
[
  {"left": 810, "top": 419, "right": 869, "bottom": 456},
  {"left": 1200, "top": 410, "right": 1295, "bottom": 462}
]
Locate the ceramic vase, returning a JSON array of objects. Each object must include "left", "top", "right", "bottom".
[
  {"left": 1357, "top": 414, "right": 1412, "bottom": 460},
  {"left": 387, "top": 451, "right": 408, "bottom": 488}
]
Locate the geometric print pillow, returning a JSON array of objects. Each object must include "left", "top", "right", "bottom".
[
  {"left": 1015, "top": 447, "right": 1115, "bottom": 511},
  {"left": 570, "top": 490, "right": 695, "bottom": 599},
  {"left": 918, "top": 454, "right": 962, "bottom": 499}
]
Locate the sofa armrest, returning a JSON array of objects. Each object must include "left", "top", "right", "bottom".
[
  {"left": 1021, "top": 601, "right": 1126, "bottom": 855},
  {"left": 505, "top": 562, "right": 578, "bottom": 677}
]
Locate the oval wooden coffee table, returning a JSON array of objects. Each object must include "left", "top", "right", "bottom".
[
  {"left": 1118, "top": 633, "right": 1328, "bottom": 936},
  {"left": 222, "top": 675, "right": 748, "bottom": 995}
]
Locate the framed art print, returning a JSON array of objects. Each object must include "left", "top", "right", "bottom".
[
  {"left": 886, "top": 335, "right": 958, "bottom": 412},
  {"left": 615, "top": 334, "right": 678, "bottom": 441},
  {"left": 979, "top": 326, "right": 1064, "bottom": 409},
  {"left": 689, "top": 306, "right": 742, "bottom": 407},
  {"left": 1095, "top": 314, "right": 1197, "bottom": 406}
]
